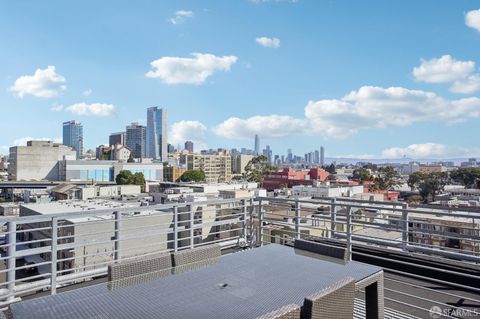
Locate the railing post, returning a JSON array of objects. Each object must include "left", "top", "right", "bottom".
[
  {"left": 248, "top": 198, "right": 255, "bottom": 247},
  {"left": 294, "top": 200, "right": 301, "bottom": 240},
  {"left": 258, "top": 199, "right": 264, "bottom": 246},
  {"left": 114, "top": 211, "right": 122, "bottom": 261},
  {"left": 401, "top": 203, "right": 409, "bottom": 252},
  {"left": 173, "top": 206, "right": 178, "bottom": 252},
  {"left": 241, "top": 199, "right": 247, "bottom": 239},
  {"left": 50, "top": 217, "right": 58, "bottom": 295},
  {"left": 6, "top": 221, "right": 16, "bottom": 302},
  {"left": 188, "top": 205, "right": 194, "bottom": 249},
  {"left": 346, "top": 206, "right": 352, "bottom": 262},
  {"left": 330, "top": 198, "right": 337, "bottom": 238}
]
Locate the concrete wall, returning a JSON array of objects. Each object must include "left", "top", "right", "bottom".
[{"left": 9, "top": 141, "right": 76, "bottom": 181}]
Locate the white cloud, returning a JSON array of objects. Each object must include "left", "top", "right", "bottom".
[
  {"left": 255, "top": 37, "right": 280, "bottom": 48},
  {"left": 381, "top": 143, "right": 480, "bottom": 159},
  {"left": 213, "top": 86, "right": 480, "bottom": 139},
  {"left": 169, "top": 10, "right": 194, "bottom": 25},
  {"left": 146, "top": 53, "right": 238, "bottom": 85},
  {"left": 413, "top": 55, "right": 480, "bottom": 94},
  {"left": 50, "top": 104, "right": 64, "bottom": 112},
  {"left": 466, "top": 9, "right": 480, "bottom": 32},
  {"left": 450, "top": 74, "right": 480, "bottom": 94},
  {"left": 213, "top": 115, "right": 305, "bottom": 139},
  {"left": 9, "top": 66, "right": 66, "bottom": 98},
  {"left": 82, "top": 88, "right": 92, "bottom": 96},
  {"left": 64, "top": 102, "right": 115, "bottom": 117},
  {"left": 413, "top": 55, "right": 475, "bottom": 83},
  {"left": 169, "top": 120, "right": 207, "bottom": 150},
  {"left": 12, "top": 137, "right": 62, "bottom": 147}
]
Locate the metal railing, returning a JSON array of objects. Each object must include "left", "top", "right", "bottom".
[
  {"left": 0, "top": 197, "right": 255, "bottom": 306},
  {"left": 0, "top": 195, "right": 479, "bottom": 317},
  {"left": 256, "top": 196, "right": 480, "bottom": 319}
]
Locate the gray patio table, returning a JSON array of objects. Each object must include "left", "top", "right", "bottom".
[{"left": 9, "top": 244, "right": 384, "bottom": 319}]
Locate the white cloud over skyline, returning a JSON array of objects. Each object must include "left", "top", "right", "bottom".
[
  {"left": 381, "top": 143, "right": 480, "bottom": 159},
  {"left": 64, "top": 102, "right": 115, "bottom": 116},
  {"left": 255, "top": 37, "right": 281, "bottom": 48},
  {"left": 145, "top": 53, "right": 238, "bottom": 85},
  {"left": 466, "top": 9, "right": 480, "bottom": 32},
  {"left": 213, "top": 86, "right": 480, "bottom": 139},
  {"left": 169, "top": 120, "right": 207, "bottom": 150},
  {"left": 9, "top": 66, "right": 66, "bottom": 98},
  {"left": 169, "top": 10, "right": 194, "bottom": 25}
]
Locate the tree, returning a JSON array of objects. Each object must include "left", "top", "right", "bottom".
[
  {"left": 116, "top": 170, "right": 134, "bottom": 185},
  {"left": 127, "top": 154, "right": 135, "bottom": 163},
  {"left": 407, "top": 172, "right": 448, "bottom": 203},
  {"left": 450, "top": 167, "right": 480, "bottom": 189},
  {"left": 180, "top": 170, "right": 206, "bottom": 182},
  {"left": 132, "top": 172, "right": 146, "bottom": 192},
  {"left": 407, "top": 171, "right": 424, "bottom": 191},
  {"left": 244, "top": 155, "right": 276, "bottom": 184},
  {"left": 115, "top": 170, "right": 146, "bottom": 192},
  {"left": 370, "top": 166, "right": 400, "bottom": 191},
  {"left": 324, "top": 164, "right": 336, "bottom": 174},
  {"left": 352, "top": 168, "right": 373, "bottom": 184}
]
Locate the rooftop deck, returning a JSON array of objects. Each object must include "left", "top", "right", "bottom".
[{"left": 0, "top": 196, "right": 479, "bottom": 318}]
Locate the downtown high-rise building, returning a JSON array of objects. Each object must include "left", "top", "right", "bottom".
[
  {"left": 254, "top": 134, "right": 260, "bottom": 155},
  {"left": 314, "top": 150, "right": 320, "bottom": 164},
  {"left": 126, "top": 122, "right": 146, "bottom": 159},
  {"left": 146, "top": 107, "right": 168, "bottom": 162},
  {"left": 185, "top": 141, "right": 194, "bottom": 153},
  {"left": 263, "top": 145, "right": 272, "bottom": 164},
  {"left": 320, "top": 146, "right": 325, "bottom": 166},
  {"left": 109, "top": 132, "right": 126, "bottom": 146},
  {"left": 63, "top": 120, "right": 83, "bottom": 158}
]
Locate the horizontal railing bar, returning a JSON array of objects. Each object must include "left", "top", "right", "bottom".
[
  {"left": 383, "top": 296, "right": 456, "bottom": 319},
  {"left": 384, "top": 277, "right": 480, "bottom": 304},
  {"left": 354, "top": 250, "right": 480, "bottom": 279},
  {"left": 2, "top": 198, "right": 250, "bottom": 223},
  {"left": 384, "top": 287, "right": 480, "bottom": 317}
]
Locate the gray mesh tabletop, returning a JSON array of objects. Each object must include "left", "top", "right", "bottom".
[{"left": 10, "top": 244, "right": 382, "bottom": 319}]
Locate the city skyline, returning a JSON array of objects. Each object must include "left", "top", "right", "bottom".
[{"left": 1, "top": 1, "right": 480, "bottom": 159}]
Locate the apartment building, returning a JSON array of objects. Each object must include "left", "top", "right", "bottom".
[{"left": 180, "top": 151, "right": 232, "bottom": 183}]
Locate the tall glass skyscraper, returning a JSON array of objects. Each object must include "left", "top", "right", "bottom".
[
  {"left": 254, "top": 134, "right": 260, "bottom": 155},
  {"left": 63, "top": 120, "right": 83, "bottom": 158},
  {"left": 146, "top": 107, "right": 167, "bottom": 162},
  {"left": 126, "top": 122, "right": 146, "bottom": 159}
]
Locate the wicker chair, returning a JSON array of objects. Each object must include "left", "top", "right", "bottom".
[
  {"left": 256, "top": 304, "right": 301, "bottom": 319},
  {"left": 301, "top": 277, "right": 355, "bottom": 319},
  {"left": 172, "top": 244, "right": 221, "bottom": 273},
  {"left": 108, "top": 252, "right": 172, "bottom": 282},
  {"left": 294, "top": 239, "right": 347, "bottom": 261}
]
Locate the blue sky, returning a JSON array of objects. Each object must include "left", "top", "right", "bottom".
[{"left": 1, "top": 0, "right": 480, "bottom": 159}]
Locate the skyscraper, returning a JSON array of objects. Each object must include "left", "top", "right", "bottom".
[
  {"left": 320, "top": 146, "right": 325, "bottom": 166},
  {"left": 263, "top": 145, "right": 272, "bottom": 163},
  {"left": 63, "top": 120, "right": 83, "bottom": 158},
  {"left": 126, "top": 122, "right": 146, "bottom": 159},
  {"left": 254, "top": 134, "right": 260, "bottom": 155},
  {"left": 109, "top": 132, "right": 126, "bottom": 146},
  {"left": 185, "top": 141, "right": 194, "bottom": 153},
  {"left": 314, "top": 150, "right": 320, "bottom": 164},
  {"left": 287, "top": 149, "right": 293, "bottom": 163},
  {"left": 146, "top": 107, "right": 167, "bottom": 161}
]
